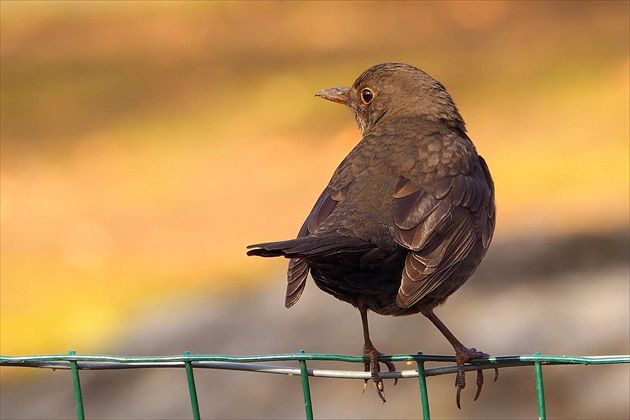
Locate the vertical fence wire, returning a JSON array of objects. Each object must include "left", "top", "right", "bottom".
[
  {"left": 68, "top": 350, "right": 85, "bottom": 420},
  {"left": 183, "top": 351, "right": 201, "bottom": 420},
  {"left": 534, "top": 352, "right": 547, "bottom": 420},
  {"left": 298, "top": 350, "right": 314, "bottom": 420},
  {"left": 415, "top": 353, "right": 431, "bottom": 420}
]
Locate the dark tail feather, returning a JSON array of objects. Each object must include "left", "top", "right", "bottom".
[
  {"left": 247, "top": 235, "right": 370, "bottom": 259},
  {"left": 246, "top": 238, "right": 308, "bottom": 258},
  {"left": 247, "top": 234, "right": 372, "bottom": 309},
  {"left": 246, "top": 238, "right": 316, "bottom": 309}
]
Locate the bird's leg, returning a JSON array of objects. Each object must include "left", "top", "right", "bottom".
[
  {"left": 358, "top": 300, "right": 397, "bottom": 403},
  {"left": 422, "top": 308, "right": 497, "bottom": 409}
]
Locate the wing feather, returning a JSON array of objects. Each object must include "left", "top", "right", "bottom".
[{"left": 394, "top": 154, "right": 494, "bottom": 308}]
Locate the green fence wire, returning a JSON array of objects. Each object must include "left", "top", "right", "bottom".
[{"left": 1, "top": 352, "right": 628, "bottom": 419}]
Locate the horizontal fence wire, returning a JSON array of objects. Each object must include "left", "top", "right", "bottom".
[{"left": 2, "top": 352, "right": 629, "bottom": 420}]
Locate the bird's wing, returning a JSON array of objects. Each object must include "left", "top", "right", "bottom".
[{"left": 393, "top": 156, "right": 494, "bottom": 308}]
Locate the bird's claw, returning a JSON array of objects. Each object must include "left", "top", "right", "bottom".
[
  {"left": 363, "top": 351, "right": 397, "bottom": 402},
  {"left": 454, "top": 347, "right": 491, "bottom": 409}
]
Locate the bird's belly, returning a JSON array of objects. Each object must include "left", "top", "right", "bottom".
[
  {"left": 309, "top": 250, "right": 422, "bottom": 316},
  {"left": 308, "top": 237, "right": 489, "bottom": 317}
]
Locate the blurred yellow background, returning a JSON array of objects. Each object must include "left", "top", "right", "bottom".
[{"left": 1, "top": 0, "right": 628, "bottom": 359}]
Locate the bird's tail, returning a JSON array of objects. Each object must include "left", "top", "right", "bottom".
[
  {"left": 246, "top": 237, "right": 324, "bottom": 309},
  {"left": 246, "top": 238, "right": 304, "bottom": 258},
  {"left": 247, "top": 235, "right": 369, "bottom": 259},
  {"left": 247, "top": 235, "right": 372, "bottom": 309}
]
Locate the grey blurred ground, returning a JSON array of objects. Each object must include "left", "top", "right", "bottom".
[{"left": 1, "top": 230, "right": 629, "bottom": 419}]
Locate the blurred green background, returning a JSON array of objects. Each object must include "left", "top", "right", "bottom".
[{"left": 1, "top": 0, "right": 627, "bottom": 379}]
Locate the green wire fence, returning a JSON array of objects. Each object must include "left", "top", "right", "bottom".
[{"left": 1, "top": 352, "right": 628, "bottom": 420}]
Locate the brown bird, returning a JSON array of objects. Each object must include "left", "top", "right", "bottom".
[{"left": 247, "top": 63, "right": 496, "bottom": 407}]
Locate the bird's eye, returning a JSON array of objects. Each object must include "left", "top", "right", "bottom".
[{"left": 360, "top": 88, "right": 374, "bottom": 104}]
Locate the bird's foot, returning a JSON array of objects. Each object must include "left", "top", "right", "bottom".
[
  {"left": 454, "top": 347, "right": 498, "bottom": 409},
  {"left": 362, "top": 346, "right": 397, "bottom": 403}
]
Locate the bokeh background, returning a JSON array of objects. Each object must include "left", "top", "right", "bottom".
[{"left": 1, "top": 1, "right": 628, "bottom": 419}]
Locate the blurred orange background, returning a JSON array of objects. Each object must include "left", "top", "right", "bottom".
[{"left": 1, "top": 0, "right": 628, "bottom": 360}]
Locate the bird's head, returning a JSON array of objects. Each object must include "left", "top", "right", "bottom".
[{"left": 316, "top": 62, "right": 465, "bottom": 136}]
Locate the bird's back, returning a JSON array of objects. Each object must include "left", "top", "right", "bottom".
[{"left": 252, "top": 120, "right": 494, "bottom": 315}]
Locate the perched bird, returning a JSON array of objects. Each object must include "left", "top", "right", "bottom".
[{"left": 247, "top": 63, "right": 496, "bottom": 406}]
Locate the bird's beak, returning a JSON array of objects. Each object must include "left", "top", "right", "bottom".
[{"left": 315, "top": 87, "right": 350, "bottom": 104}]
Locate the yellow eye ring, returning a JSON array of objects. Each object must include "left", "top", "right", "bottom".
[{"left": 360, "top": 88, "right": 374, "bottom": 104}]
